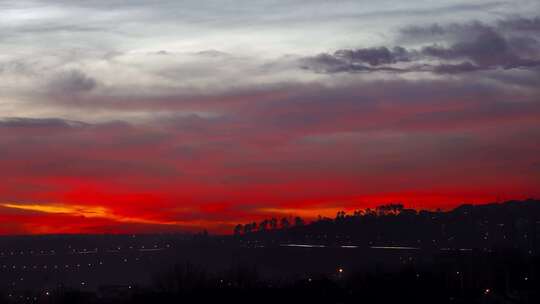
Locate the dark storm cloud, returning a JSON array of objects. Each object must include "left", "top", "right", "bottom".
[
  {"left": 299, "top": 48, "right": 412, "bottom": 73},
  {"left": 333, "top": 47, "right": 411, "bottom": 66},
  {"left": 302, "top": 16, "right": 540, "bottom": 74}
]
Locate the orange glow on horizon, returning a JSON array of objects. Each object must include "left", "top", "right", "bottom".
[
  {"left": 0, "top": 202, "right": 231, "bottom": 230},
  {"left": 0, "top": 190, "right": 537, "bottom": 235}
]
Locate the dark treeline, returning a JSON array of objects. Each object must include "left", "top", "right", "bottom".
[{"left": 234, "top": 199, "right": 540, "bottom": 253}]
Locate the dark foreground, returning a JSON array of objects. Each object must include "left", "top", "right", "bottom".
[
  {"left": 1, "top": 246, "right": 538, "bottom": 304},
  {"left": 1, "top": 199, "right": 539, "bottom": 303}
]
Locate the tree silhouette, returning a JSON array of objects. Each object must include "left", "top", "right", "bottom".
[
  {"left": 269, "top": 218, "right": 278, "bottom": 230},
  {"left": 336, "top": 211, "right": 346, "bottom": 220},
  {"left": 280, "top": 217, "right": 290, "bottom": 229},
  {"left": 259, "top": 219, "right": 269, "bottom": 231},
  {"left": 243, "top": 223, "right": 253, "bottom": 234},
  {"left": 353, "top": 210, "right": 363, "bottom": 217},
  {"left": 364, "top": 208, "right": 376, "bottom": 217},
  {"left": 377, "top": 203, "right": 404, "bottom": 215},
  {"left": 233, "top": 224, "right": 243, "bottom": 236}
]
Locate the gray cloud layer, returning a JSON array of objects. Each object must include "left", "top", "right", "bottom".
[{"left": 302, "top": 17, "right": 540, "bottom": 75}]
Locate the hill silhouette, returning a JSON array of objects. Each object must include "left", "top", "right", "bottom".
[{"left": 234, "top": 199, "right": 540, "bottom": 253}]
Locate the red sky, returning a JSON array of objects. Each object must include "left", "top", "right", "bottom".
[{"left": 1, "top": 83, "right": 539, "bottom": 234}]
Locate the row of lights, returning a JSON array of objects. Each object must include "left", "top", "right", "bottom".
[
  {"left": 0, "top": 259, "right": 148, "bottom": 271},
  {"left": 0, "top": 244, "right": 171, "bottom": 257},
  {"left": 0, "top": 250, "right": 56, "bottom": 256}
]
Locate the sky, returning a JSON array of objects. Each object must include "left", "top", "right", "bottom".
[{"left": 1, "top": 0, "right": 539, "bottom": 234}]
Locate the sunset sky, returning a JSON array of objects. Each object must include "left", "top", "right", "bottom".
[{"left": 1, "top": 0, "right": 539, "bottom": 234}]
